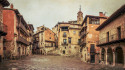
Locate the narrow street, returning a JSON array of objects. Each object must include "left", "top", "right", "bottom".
[{"left": 0, "top": 55, "right": 124, "bottom": 70}]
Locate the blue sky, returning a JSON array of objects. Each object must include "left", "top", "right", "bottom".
[{"left": 8, "top": 0, "right": 125, "bottom": 31}]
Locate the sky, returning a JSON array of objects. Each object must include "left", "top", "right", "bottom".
[{"left": 8, "top": 0, "right": 125, "bottom": 31}]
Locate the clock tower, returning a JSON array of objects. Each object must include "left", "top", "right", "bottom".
[{"left": 77, "top": 5, "right": 83, "bottom": 24}]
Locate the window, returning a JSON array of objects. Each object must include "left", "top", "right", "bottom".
[
  {"left": 63, "top": 32, "right": 66, "bottom": 37},
  {"left": 79, "top": 18, "right": 81, "bottom": 21},
  {"left": 107, "top": 32, "right": 109, "bottom": 42},
  {"left": 78, "top": 39, "right": 81, "bottom": 44},
  {"left": 117, "top": 26, "right": 121, "bottom": 39},
  {"left": 89, "top": 17, "right": 100, "bottom": 25},
  {"left": 90, "top": 44, "right": 95, "bottom": 53},
  {"left": 73, "top": 31, "right": 76, "bottom": 34},
  {"left": 63, "top": 39, "right": 67, "bottom": 44},
  {"left": 61, "top": 27, "right": 68, "bottom": 31},
  {"left": 68, "top": 38, "right": 71, "bottom": 43},
  {"left": 51, "top": 43, "right": 53, "bottom": 47}
]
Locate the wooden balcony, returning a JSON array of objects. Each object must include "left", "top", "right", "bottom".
[
  {"left": 80, "top": 39, "right": 86, "bottom": 47},
  {"left": 80, "top": 31, "right": 88, "bottom": 38},
  {"left": 0, "top": 22, "right": 7, "bottom": 36},
  {"left": 17, "top": 23, "right": 29, "bottom": 36},
  {"left": 17, "top": 35, "right": 29, "bottom": 46},
  {"left": 97, "top": 30, "right": 125, "bottom": 46},
  {"left": 33, "top": 38, "right": 39, "bottom": 43}
]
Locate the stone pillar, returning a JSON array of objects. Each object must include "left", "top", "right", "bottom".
[
  {"left": 105, "top": 47, "right": 108, "bottom": 65},
  {"left": 112, "top": 47, "right": 115, "bottom": 66},
  {"left": 123, "top": 47, "right": 125, "bottom": 68},
  {"left": 100, "top": 48, "right": 102, "bottom": 62}
]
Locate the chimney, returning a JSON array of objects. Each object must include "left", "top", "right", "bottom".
[
  {"left": 10, "top": 4, "right": 14, "bottom": 9},
  {"left": 99, "top": 12, "right": 105, "bottom": 17}
]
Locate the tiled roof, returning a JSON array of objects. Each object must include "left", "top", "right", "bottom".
[
  {"left": 96, "top": 4, "right": 125, "bottom": 30},
  {"left": 82, "top": 15, "right": 107, "bottom": 26}
]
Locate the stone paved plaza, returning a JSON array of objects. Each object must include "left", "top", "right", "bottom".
[{"left": 0, "top": 55, "right": 124, "bottom": 70}]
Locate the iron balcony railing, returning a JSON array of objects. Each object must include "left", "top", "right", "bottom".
[
  {"left": 80, "top": 39, "right": 86, "bottom": 46},
  {"left": 97, "top": 30, "right": 125, "bottom": 46},
  {"left": 0, "top": 22, "right": 7, "bottom": 36},
  {"left": 17, "top": 23, "right": 29, "bottom": 36},
  {"left": 17, "top": 35, "right": 29, "bottom": 46},
  {"left": 80, "top": 31, "right": 87, "bottom": 38}
]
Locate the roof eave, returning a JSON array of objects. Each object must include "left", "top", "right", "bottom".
[
  {"left": 0, "top": 0, "right": 10, "bottom": 7},
  {"left": 96, "top": 4, "right": 125, "bottom": 31}
]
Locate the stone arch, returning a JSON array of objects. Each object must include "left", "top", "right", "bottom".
[
  {"left": 114, "top": 45, "right": 124, "bottom": 52},
  {"left": 115, "top": 46, "right": 124, "bottom": 65},
  {"left": 107, "top": 47, "right": 113, "bottom": 65}
]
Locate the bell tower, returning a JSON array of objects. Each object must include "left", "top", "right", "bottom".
[{"left": 77, "top": 5, "right": 83, "bottom": 24}]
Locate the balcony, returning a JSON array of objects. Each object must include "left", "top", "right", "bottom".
[
  {"left": 80, "top": 39, "right": 86, "bottom": 47},
  {"left": 17, "top": 23, "right": 29, "bottom": 36},
  {"left": 80, "top": 31, "right": 88, "bottom": 38},
  {"left": 80, "top": 26, "right": 87, "bottom": 32},
  {"left": 69, "top": 26, "right": 81, "bottom": 29},
  {"left": 61, "top": 42, "right": 68, "bottom": 46},
  {"left": 33, "top": 38, "right": 39, "bottom": 43},
  {"left": 97, "top": 30, "right": 125, "bottom": 46},
  {"left": 61, "top": 27, "right": 69, "bottom": 31},
  {"left": 17, "top": 35, "right": 29, "bottom": 46},
  {"left": 0, "top": 22, "right": 7, "bottom": 36}
]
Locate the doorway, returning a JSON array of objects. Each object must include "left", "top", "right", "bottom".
[
  {"left": 63, "top": 50, "right": 65, "bottom": 54},
  {"left": 91, "top": 54, "right": 95, "bottom": 63}
]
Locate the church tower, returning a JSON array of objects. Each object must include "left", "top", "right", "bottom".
[{"left": 77, "top": 5, "right": 83, "bottom": 24}]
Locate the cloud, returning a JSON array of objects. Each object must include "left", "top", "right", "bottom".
[{"left": 8, "top": 0, "right": 125, "bottom": 31}]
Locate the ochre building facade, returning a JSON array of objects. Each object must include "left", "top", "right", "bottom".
[
  {"left": 3, "top": 4, "right": 34, "bottom": 59},
  {"left": 96, "top": 5, "right": 125, "bottom": 67},
  {"left": 33, "top": 26, "right": 56, "bottom": 55},
  {"left": 0, "top": 0, "right": 10, "bottom": 60},
  {"left": 80, "top": 12, "right": 107, "bottom": 63},
  {"left": 52, "top": 8, "right": 83, "bottom": 56}
]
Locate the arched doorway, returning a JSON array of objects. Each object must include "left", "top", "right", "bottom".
[
  {"left": 115, "top": 47, "right": 124, "bottom": 65},
  {"left": 63, "top": 50, "right": 65, "bottom": 54},
  {"left": 41, "top": 50, "right": 42, "bottom": 54},
  {"left": 107, "top": 47, "right": 113, "bottom": 65},
  {"left": 101, "top": 48, "right": 106, "bottom": 63}
]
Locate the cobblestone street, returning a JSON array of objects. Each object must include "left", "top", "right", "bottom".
[{"left": 0, "top": 55, "right": 124, "bottom": 70}]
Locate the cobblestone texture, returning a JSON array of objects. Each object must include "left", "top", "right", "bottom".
[{"left": 0, "top": 55, "right": 124, "bottom": 70}]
